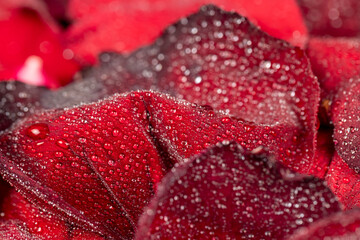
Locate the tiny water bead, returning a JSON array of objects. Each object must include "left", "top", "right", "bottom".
[
  {"left": 26, "top": 123, "right": 50, "bottom": 140},
  {"left": 55, "top": 139, "right": 69, "bottom": 149}
]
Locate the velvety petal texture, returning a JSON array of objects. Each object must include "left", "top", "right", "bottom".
[
  {"left": 306, "top": 37, "right": 360, "bottom": 100},
  {"left": 0, "top": 89, "right": 324, "bottom": 238},
  {"left": 136, "top": 142, "right": 341, "bottom": 239},
  {"left": 298, "top": 0, "right": 360, "bottom": 37},
  {"left": 0, "top": 5, "right": 321, "bottom": 175},
  {"left": 288, "top": 208, "right": 360, "bottom": 239},
  {"left": 66, "top": 0, "right": 307, "bottom": 63},
  {"left": 326, "top": 152, "right": 360, "bottom": 210}
]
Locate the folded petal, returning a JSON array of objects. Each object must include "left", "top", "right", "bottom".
[
  {"left": 66, "top": 1, "right": 307, "bottom": 63},
  {"left": 306, "top": 37, "right": 360, "bottom": 101},
  {"left": 288, "top": 208, "right": 360, "bottom": 239},
  {"left": 1, "top": 5, "right": 320, "bottom": 174},
  {"left": 298, "top": 0, "right": 360, "bottom": 37},
  {"left": 0, "top": 89, "right": 324, "bottom": 238},
  {"left": 1, "top": 190, "right": 69, "bottom": 239},
  {"left": 136, "top": 142, "right": 341, "bottom": 239},
  {"left": 326, "top": 151, "right": 360, "bottom": 209},
  {"left": 331, "top": 78, "right": 360, "bottom": 173}
]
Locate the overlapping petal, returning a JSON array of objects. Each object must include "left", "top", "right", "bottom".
[
  {"left": 136, "top": 142, "right": 340, "bottom": 239},
  {"left": 66, "top": 0, "right": 307, "bottom": 63}
]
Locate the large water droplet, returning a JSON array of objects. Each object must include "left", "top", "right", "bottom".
[{"left": 26, "top": 123, "right": 49, "bottom": 140}]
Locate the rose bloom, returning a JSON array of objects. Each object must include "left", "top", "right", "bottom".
[{"left": 0, "top": 0, "right": 360, "bottom": 239}]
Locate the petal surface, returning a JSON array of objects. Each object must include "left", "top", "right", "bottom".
[
  {"left": 136, "top": 142, "right": 341, "bottom": 239},
  {"left": 288, "top": 208, "right": 360, "bottom": 239},
  {"left": 298, "top": 0, "right": 360, "bottom": 37},
  {"left": 66, "top": 0, "right": 307, "bottom": 63}
]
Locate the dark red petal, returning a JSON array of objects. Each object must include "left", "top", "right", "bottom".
[
  {"left": 311, "top": 127, "right": 334, "bottom": 178},
  {"left": 1, "top": 6, "right": 320, "bottom": 175},
  {"left": 42, "top": 0, "right": 69, "bottom": 23},
  {"left": 288, "top": 208, "right": 360, "bottom": 239},
  {"left": 0, "top": 220, "right": 33, "bottom": 240},
  {"left": 298, "top": 0, "right": 360, "bottom": 37},
  {"left": 136, "top": 142, "right": 341, "bottom": 239},
  {"left": 66, "top": 1, "right": 307, "bottom": 63},
  {"left": 2, "top": 190, "right": 69, "bottom": 239},
  {"left": 331, "top": 78, "right": 360, "bottom": 173},
  {"left": 0, "top": 89, "right": 323, "bottom": 238},
  {"left": 326, "top": 151, "right": 360, "bottom": 209},
  {"left": 306, "top": 37, "right": 360, "bottom": 100},
  {"left": 0, "top": 5, "right": 79, "bottom": 88},
  {"left": 76, "top": 5, "right": 319, "bottom": 173},
  {"left": 0, "top": 92, "right": 168, "bottom": 238},
  {"left": 70, "top": 229, "right": 105, "bottom": 240},
  {"left": 0, "top": 176, "right": 11, "bottom": 208}
]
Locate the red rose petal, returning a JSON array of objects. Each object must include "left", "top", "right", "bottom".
[
  {"left": 75, "top": 5, "right": 319, "bottom": 173},
  {"left": 0, "top": 92, "right": 169, "bottom": 238},
  {"left": 288, "top": 208, "right": 360, "bottom": 239},
  {"left": 298, "top": 0, "right": 360, "bottom": 37},
  {"left": 0, "top": 6, "right": 320, "bottom": 174},
  {"left": 66, "top": 1, "right": 307, "bottom": 63},
  {"left": 331, "top": 78, "right": 360, "bottom": 173},
  {"left": 306, "top": 37, "right": 360, "bottom": 101},
  {"left": 326, "top": 151, "right": 360, "bottom": 209},
  {"left": 0, "top": 220, "right": 33, "bottom": 240},
  {"left": 0, "top": 89, "right": 324, "bottom": 238},
  {"left": 136, "top": 142, "right": 341, "bottom": 239},
  {"left": 0, "top": 5, "right": 79, "bottom": 88},
  {"left": 0, "top": 177, "right": 11, "bottom": 208},
  {"left": 2, "top": 190, "right": 69, "bottom": 239},
  {"left": 71, "top": 229, "right": 105, "bottom": 240},
  {"left": 42, "top": 0, "right": 69, "bottom": 23},
  {"left": 311, "top": 126, "right": 334, "bottom": 178}
]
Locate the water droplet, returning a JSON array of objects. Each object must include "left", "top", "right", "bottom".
[
  {"left": 26, "top": 123, "right": 49, "bottom": 140},
  {"left": 54, "top": 151, "right": 64, "bottom": 158},
  {"left": 56, "top": 139, "right": 69, "bottom": 149}
]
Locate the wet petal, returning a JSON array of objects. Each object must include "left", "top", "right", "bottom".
[
  {"left": 0, "top": 5, "right": 320, "bottom": 174},
  {"left": 326, "top": 151, "right": 360, "bottom": 209},
  {"left": 298, "top": 0, "right": 360, "bottom": 37},
  {"left": 136, "top": 142, "right": 341, "bottom": 239},
  {"left": 306, "top": 37, "right": 360, "bottom": 102},
  {"left": 66, "top": 0, "right": 307, "bottom": 63},
  {"left": 2, "top": 190, "right": 69, "bottom": 239},
  {"left": 0, "top": 89, "right": 324, "bottom": 238},
  {"left": 288, "top": 208, "right": 360, "bottom": 239},
  {"left": 331, "top": 78, "right": 360, "bottom": 173},
  {"left": 0, "top": 220, "right": 33, "bottom": 240}
]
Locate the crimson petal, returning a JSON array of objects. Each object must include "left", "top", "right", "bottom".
[
  {"left": 306, "top": 37, "right": 360, "bottom": 103},
  {"left": 66, "top": 1, "right": 307, "bottom": 63},
  {"left": 0, "top": 89, "right": 324, "bottom": 238},
  {"left": 0, "top": 5, "right": 320, "bottom": 175},
  {"left": 136, "top": 142, "right": 341, "bottom": 239},
  {"left": 288, "top": 208, "right": 360, "bottom": 239},
  {"left": 298, "top": 0, "right": 360, "bottom": 37},
  {"left": 0, "top": 5, "right": 79, "bottom": 88},
  {"left": 0, "top": 92, "right": 168, "bottom": 238},
  {"left": 0, "top": 220, "right": 33, "bottom": 240},
  {"left": 326, "top": 151, "right": 360, "bottom": 209},
  {"left": 2, "top": 190, "right": 69, "bottom": 239},
  {"left": 331, "top": 78, "right": 360, "bottom": 173}
]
